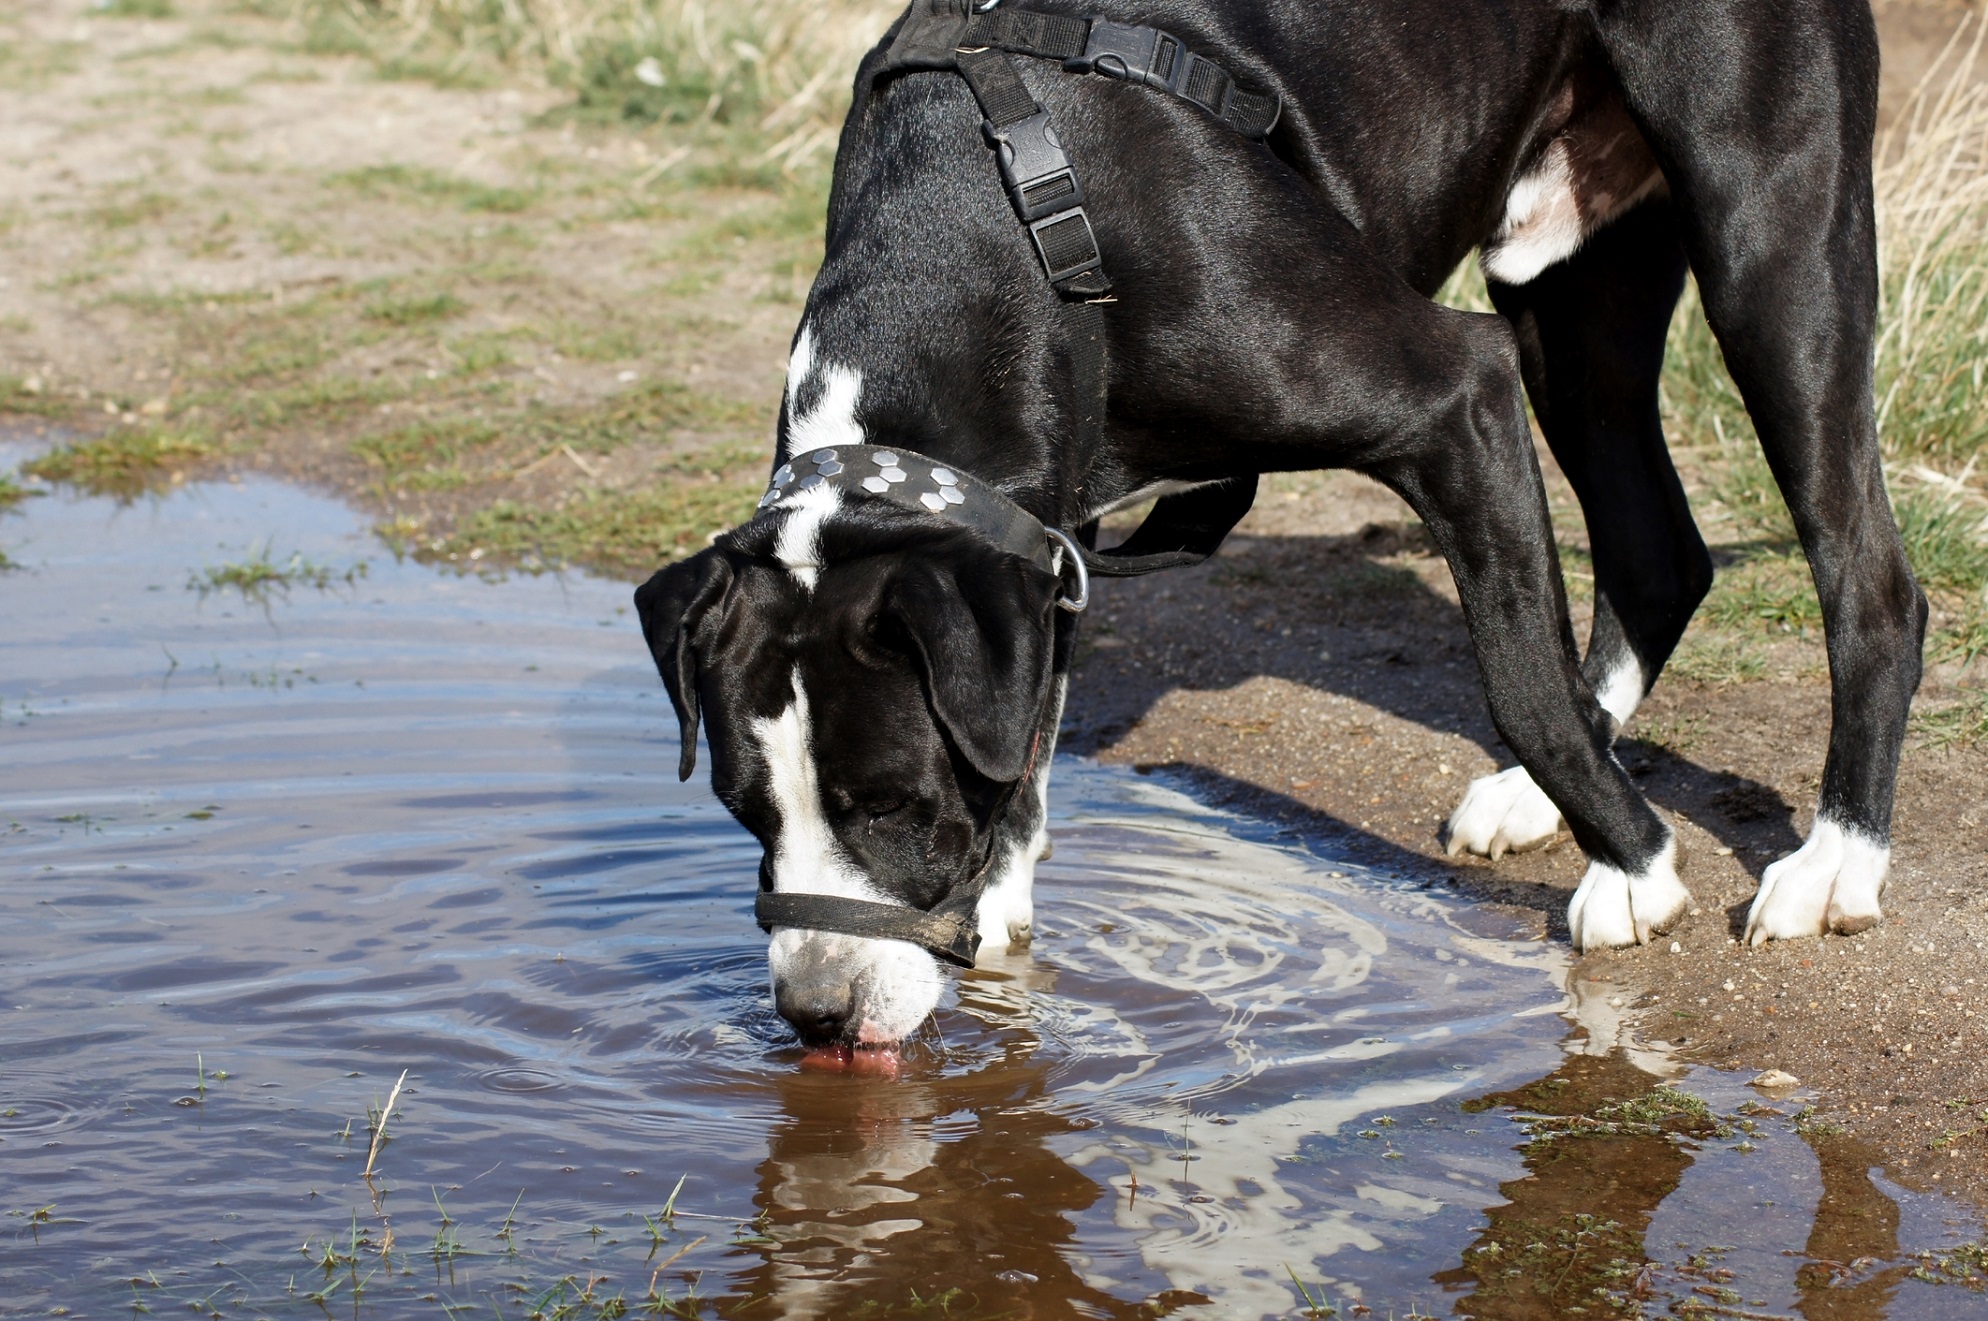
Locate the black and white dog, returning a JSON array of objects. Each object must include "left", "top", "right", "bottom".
[{"left": 637, "top": 0, "right": 1926, "bottom": 1052}]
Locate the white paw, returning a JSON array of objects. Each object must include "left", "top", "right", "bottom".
[
  {"left": 1568, "top": 836, "right": 1689, "bottom": 951},
  {"left": 1445, "top": 765, "right": 1564, "bottom": 859},
  {"left": 975, "top": 835, "right": 1038, "bottom": 949},
  {"left": 1744, "top": 816, "right": 1889, "bottom": 946}
]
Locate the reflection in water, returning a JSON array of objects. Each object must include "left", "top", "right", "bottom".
[
  {"left": 1441, "top": 1051, "right": 1700, "bottom": 1318},
  {"left": 733, "top": 1014, "right": 1137, "bottom": 1317},
  {"left": 2, "top": 456, "right": 1982, "bottom": 1319}
]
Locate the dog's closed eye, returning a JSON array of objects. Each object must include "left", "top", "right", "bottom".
[{"left": 865, "top": 800, "right": 908, "bottom": 831}]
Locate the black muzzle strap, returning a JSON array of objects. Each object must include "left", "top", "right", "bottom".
[{"left": 755, "top": 892, "right": 983, "bottom": 968}]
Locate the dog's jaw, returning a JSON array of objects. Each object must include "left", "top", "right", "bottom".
[{"left": 754, "top": 668, "right": 945, "bottom": 1044}]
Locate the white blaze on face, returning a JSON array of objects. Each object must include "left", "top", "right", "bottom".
[{"left": 753, "top": 668, "right": 943, "bottom": 1042}]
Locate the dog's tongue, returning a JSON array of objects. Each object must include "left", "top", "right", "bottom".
[{"left": 799, "top": 1044, "right": 901, "bottom": 1078}]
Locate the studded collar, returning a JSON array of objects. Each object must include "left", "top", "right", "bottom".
[{"left": 757, "top": 443, "right": 1061, "bottom": 577}]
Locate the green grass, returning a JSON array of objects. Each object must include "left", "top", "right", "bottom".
[
  {"left": 1913, "top": 689, "right": 1988, "bottom": 750},
  {"left": 22, "top": 429, "right": 219, "bottom": 500},
  {"left": 95, "top": 0, "right": 176, "bottom": 16},
  {"left": 432, "top": 468, "right": 760, "bottom": 576},
  {"left": 0, "top": 472, "right": 40, "bottom": 512},
  {"left": 189, "top": 541, "right": 367, "bottom": 605},
  {"left": 296, "top": 0, "right": 899, "bottom": 172},
  {"left": 331, "top": 163, "right": 535, "bottom": 214},
  {"left": 0, "top": 374, "right": 73, "bottom": 419},
  {"left": 364, "top": 290, "right": 467, "bottom": 326}
]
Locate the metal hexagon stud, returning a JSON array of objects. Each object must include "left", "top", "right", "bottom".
[
  {"left": 931, "top": 468, "right": 959, "bottom": 486},
  {"left": 861, "top": 476, "right": 888, "bottom": 494},
  {"left": 919, "top": 492, "right": 947, "bottom": 512},
  {"left": 799, "top": 473, "right": 826, "bottom": 490},
  {"left": 817, "top": 459, "right": 844, "bottom": 477},
  {"left": 873, "top": 451, "right": 900, "bottom": 467},
  {"left": 940, "top": 486, "right": 965, "bottom": 505},
  {"left": 881, "top": 466, "right": 907, "bottom": 483},
  {"left": 773, "top": 464, "right": 795, "bottom": 485},
  {"left": 812, "top": 449, "right": 838, "bottom": 464}
]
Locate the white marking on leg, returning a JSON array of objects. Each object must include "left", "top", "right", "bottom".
[
  {"left": 754, "top": 668, "right": 942, "bottom": 1041},
  {"left": 1744, "top": 814, "right": 1890, "bottom": 946},
  {"left": 1568, "top": 833, "right": 1689, "bottom": 951},
  {"left": 771, "top": 482, "right": 841, "bottom": 592},
  {"left": 1447, "top": 656, "right": 1643, "bottom": 860},
  {"left": 1594, "top": 653, "right": 1645, "bottom": 729},
  {"left": 1446, "top": 764, "right": 1564, "bottom": 859},
  {"left": 976, "top": 762, "right": 1051, "bottom": 949}
]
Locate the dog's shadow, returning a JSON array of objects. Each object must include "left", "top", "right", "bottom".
[{"left": 1061, "top": 519, "right": 1804, "bottom": 926}]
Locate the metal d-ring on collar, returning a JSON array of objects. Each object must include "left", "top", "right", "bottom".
[{"left": 1043, "top": 526, "right": 1088, "bottom": 612}]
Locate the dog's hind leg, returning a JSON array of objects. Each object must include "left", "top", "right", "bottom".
[
  {"left": 1448, "top": 201, "right": 1707, "bottom": 860},
  {"left": 1594, "top": 0, "right": 1928, "bottom": 944}
]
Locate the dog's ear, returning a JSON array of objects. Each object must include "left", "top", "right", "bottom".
[
  {"left": 634, "top": 550, "right": 735, "bottom": 781},
  {"left": 884, "top": 552, "right": 1057, "bottom": 783}
]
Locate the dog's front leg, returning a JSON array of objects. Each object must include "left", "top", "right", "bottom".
[
  {"left": 1374, "top": 316, "right": 1689, "bottom": 950},
  {"left": 974, "top": 675, "right": 1067, "bottom": 952}
]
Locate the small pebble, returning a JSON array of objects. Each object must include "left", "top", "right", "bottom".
[
  {"left": 1751, "top": 1069, "right": 1799, "bottom": 1089},
  {"left": 1669, "top": 941, "right": 1683, "bottom": 954},
  {"left": 996, "top": 1270, "right": 1038, "bottom": 1286}
]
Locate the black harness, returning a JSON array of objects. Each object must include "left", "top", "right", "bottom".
[{"left": 753, "top": 0, "right": 1277, "bottom": 967}]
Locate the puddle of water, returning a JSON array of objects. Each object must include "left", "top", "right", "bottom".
[{"left": 2, "top": 448, "right": 1983, "bottom": 1318}]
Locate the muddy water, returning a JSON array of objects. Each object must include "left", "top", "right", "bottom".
[{"left": 2, "top": 453, "right": 1982, "bottom": 1319}]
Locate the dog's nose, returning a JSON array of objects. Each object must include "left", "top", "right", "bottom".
[{"left": 775, "top": 979, "right": 854, "bottom": 1046}]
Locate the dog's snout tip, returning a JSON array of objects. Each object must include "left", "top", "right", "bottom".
[{"left": 774, "top": 981, "right": 856, "bottom": 1046}]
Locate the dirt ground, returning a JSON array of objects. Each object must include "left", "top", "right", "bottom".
[{"left": 3, "top": 0, "right": 1986, "bottom": 1207}]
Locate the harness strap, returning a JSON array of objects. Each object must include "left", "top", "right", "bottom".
[
  {"left": 882, "top": 4, "right": 1281, "bottom": 140},
  {"left": 1082, "top": 475, "right": 1260, "bottom": 576}
]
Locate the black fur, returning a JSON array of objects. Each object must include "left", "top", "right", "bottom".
[{"left": 638, "top": 0, "right": 1926, "bottom": 1006}]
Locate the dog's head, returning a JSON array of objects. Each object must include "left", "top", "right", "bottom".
[{"left": 635, "top": 493, "right": 1062, "bottom": 1050}]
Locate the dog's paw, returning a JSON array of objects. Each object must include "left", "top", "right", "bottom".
[
  {"left": 1568, "top": 837, "right": 1689, "bottom": 951},
  {"left": 1445, "top": 765, "right": 1564, "bottom": 859},
  {"left": 976, "top": 837, "right": 1038, "bottom": 949},
  {"left": 1744, "top": 817, "right": 1889, "bottom": 946}
]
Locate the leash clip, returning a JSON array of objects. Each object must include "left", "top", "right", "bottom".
[{"left": 1044, "top": 526, "right": 1090, "bottom": 613}]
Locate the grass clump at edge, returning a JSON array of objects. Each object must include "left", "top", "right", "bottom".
[{"left": 22, "top": 429, "right": 219, "bottom": 501}]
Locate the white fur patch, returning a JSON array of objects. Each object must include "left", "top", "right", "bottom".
[
  {"left": 1482, "top": 144, "right": 1584, "bottom": 285},
  {"left": 785, "top": 324, "right": 816, "bottom": 409},
  {"left": 1445, "top": 764, "right": 1564, "bottom": 859},
  {"left": 1595, "top": 654, "right": 1644, "bottom": 729},
  {"left": 1568, "top": 834, "right": 1690, "bottom": 951},
  {"left": 771, "top": 481, "right": 841, "bottom": 592},
  {"left": 975, "top": 765, "right": 1052, "bottom": 949},
  {"left": 785, "top": 353, "right": 864, "bottom": 458},
  {"left": 1744, "top": 815, "right": 1890, "bottom": 946},
  {"left": 1481, "top": 139, "right": 1664, "bottom": 285},
  {"left": 754, "top": 669, "right": 943, "bottom": 1041}
]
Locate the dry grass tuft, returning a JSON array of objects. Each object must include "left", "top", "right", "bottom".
[{"left": 300, "top": 0, "right": 900, "bottom": 170}]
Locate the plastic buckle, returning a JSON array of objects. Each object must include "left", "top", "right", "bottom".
[
  {"left": 1068, "top": 19, "right": 1185, "bottom": 93},
  {"left": 1026, "top": 208, "right": 1106, "bottom": 293},
  {"left": 983, "top": 108, "right": 1085, "bottom": 223}
]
